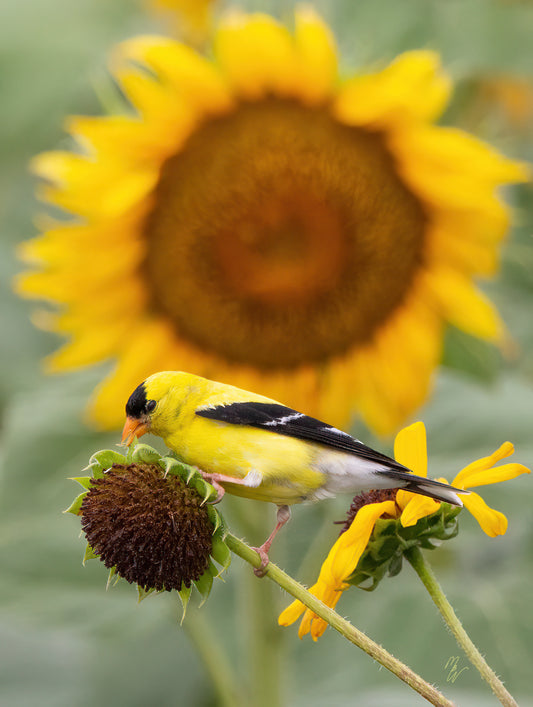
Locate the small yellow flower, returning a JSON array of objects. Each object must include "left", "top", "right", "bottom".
[
  {"left": 17, "top": 10, "right": 528, "bottom": 435},
  {"left": 279, "top": 422, "right": 530, "bottom": 640}
]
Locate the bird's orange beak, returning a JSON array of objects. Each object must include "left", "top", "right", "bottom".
[{"left": 121, "top": 417, "right": 149, "bottom": 446}]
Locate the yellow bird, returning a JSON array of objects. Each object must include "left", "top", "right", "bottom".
[{"left": 122, "top": 371, "right": 465, "bottom": 570}]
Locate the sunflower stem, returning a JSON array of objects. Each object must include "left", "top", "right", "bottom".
[
  {"left": 405, "top": 546, "right": 518, "bottom": 707},
  {"left": 226, "top": 532, "right": 454, "bottom": 707},
  {"left": 183, "top": 607, "right": 244, "bottom": 707}
]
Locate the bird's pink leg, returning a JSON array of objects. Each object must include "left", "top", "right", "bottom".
[
  {"left": 251, "top": 505, "right": 291, "bottom": 577},
  {"left": 200, "top": 471, "right": 252, "bottom": 504}
]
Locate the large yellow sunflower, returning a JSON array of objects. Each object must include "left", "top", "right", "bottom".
[{"left": 17, "top": 9, "right": 527, "bottom": 433}]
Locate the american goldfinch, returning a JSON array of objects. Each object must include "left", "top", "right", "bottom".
[{"left": 122, "top": 371, "right": 465, "bottom": 571}]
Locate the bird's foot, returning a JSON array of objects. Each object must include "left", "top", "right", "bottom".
[{"left": 250, "top": 545, "right": 270, "bottom": 577}]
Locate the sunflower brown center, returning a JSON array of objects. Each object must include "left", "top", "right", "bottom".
[{"left": 144, "top": 99, "right": 426, "bottom": 369}]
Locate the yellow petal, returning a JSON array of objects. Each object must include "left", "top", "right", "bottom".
[
  {"left": 278, "top": 598, "right": 307, "bottom": 626},
  {"left": 393, "top": 421, "right": 427, "bottom": 477},
  {"left": 327, "top": 501, "right": 396, "bottom": 584},
  {"left": 310, "top": 585, "right": 343, "bottom": 641},
  {"left": 455, "top": 463, "right": 530, "bottom": 490},
  {"left": 388, "top": 126, "right": 528, "bottom": 211},
  {"left": 86, "top": 318, "right": 182, "bottom": 429},
  {"left": 293, "top": 7, "right": 337, "bottom": 104},
  {"left": 400, "top": 496, "right": 441, "bottom": 527},
  {"left": 462, "top": 491, "right": 508, "bottom": 537},
  {"left": 453, "top": 442, "right": 515, "bottom": 487},
  {"left": 334, "top": 50, "right": 451, "bottom": 128},
  {"left": 394, "top": 126, "right": 529, "bottom": 184},
  {"left": 116, "top": 35, "right": 231, "bottom": 114},
  {"left": 423, "top": 267, "right": 503, "bottom": 342},
  {"left": 215, "top": 13, "right": 299, "bottom": 99}
]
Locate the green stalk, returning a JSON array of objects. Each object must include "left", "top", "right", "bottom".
[
  {"left": 405, "top": 546, "right": 518, "bottom": 707},
  {"left": 184, "top": 608, "right": 244, "bottom": 707},
  {"left": 226, "top": 532, "right": 454, "bottom": 707}
]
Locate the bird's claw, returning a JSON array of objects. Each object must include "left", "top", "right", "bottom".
[{"left": 250, "top": 546, "right": 270, "bottom": 578}]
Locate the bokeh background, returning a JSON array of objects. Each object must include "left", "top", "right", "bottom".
[{"left": 1, "top": 0, "right": 532, "bottom": 705}]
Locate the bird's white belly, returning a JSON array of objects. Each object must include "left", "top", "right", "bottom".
[{"left": 309, "top": 449, "right": 391, "bottom": 500}]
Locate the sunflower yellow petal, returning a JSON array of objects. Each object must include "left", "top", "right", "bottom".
[
  {"left": 328, "top": 501, "right": 396, "bottom": 584},
  {"left": 395, "top": 126, "right": 529, "bottom": 184},
  {"left": 278, "top": 597, "right": 307, "bottom": 626},
  {"left": 334, "top": 50, "right": 451, "bottom": 127},
  {"left": 400, "top": 496, "right": 441, "bottom": 527},
  {"left": 423, "top": 267, "right": 503, "bottom": 341},
  {"left": 310, "top": 585, "right": 343, "bottom": 641},
  {"left": 87, "top": 318, "right": 181, "bottom": 429},
  {"left": 393, "top": 421, "right": 427, "bottom": 477},
  {"left": 215, "top": 13, "right": 299, "bottom": 98},
  {"left": 453, "top": 442, "right": 515, "bottom": 488},
  {"left": 293, "top": 7, "right": 337, "bottom": 104},
  {"left": 455, "top": 462, "right": 530, "bottom": 489},
  {"left": 44, "top": 318, "right": 135, "bottom": 371},
  {"left": 32, "top": 150, "right": 159, "bottom": 219},
  {"left": 116, "top": 36, "right": 231, "bottom": 114},
  {"left": 462, "top": 491, "right": 508, "bottom": 537},
  {"left": 388, "top": 126, "right": 528, "bottom": 211}
]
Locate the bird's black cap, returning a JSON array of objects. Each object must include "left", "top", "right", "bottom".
[{"left": 125, "top": 382, "right": 147, "bottom": 419}]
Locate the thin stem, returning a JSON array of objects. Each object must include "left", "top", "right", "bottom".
[
  {"left": 226, "top": 532, "right": 455, "bottom": 707},
  {"left": 184, "top": 607, "right": 244, "bottom": 707},
  {"left": 405, "top": 546, "right": 518, "bottom": 707}
]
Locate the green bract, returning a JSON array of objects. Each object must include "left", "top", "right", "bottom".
[
  {"left": 66, "top": 442, "right": 230, "bottom": 613},
  {"left": 346, "top": 504, "right": 461, "bottom": 591}
]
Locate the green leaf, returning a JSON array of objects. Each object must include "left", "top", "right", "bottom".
[{"left": 64, "top": 491, "right": 88, "bottom": 516}]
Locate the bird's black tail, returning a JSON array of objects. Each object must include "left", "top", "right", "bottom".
[{"left": 380, "top": 470, "right": 466, "bottom": 506}]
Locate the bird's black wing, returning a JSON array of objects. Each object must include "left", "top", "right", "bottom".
[{"left": 196, "top": 401, "right": 408, "bottom": 472}]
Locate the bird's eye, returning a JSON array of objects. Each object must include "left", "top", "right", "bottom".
[{"left": 145, "top": 399, "right": 157, "bottom": 413}]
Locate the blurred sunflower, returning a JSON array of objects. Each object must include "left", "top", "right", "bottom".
[
  {"left": 279, "top": 421, "right": 530, "bottom": 640},
  {"left": 16, "top": 9, "right": 527, "bottom": 433}
]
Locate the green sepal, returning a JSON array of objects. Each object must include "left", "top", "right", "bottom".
[
  {"left": 210, "top": 534, "right": 231, "bottom": 572},
  {"left": 137, "top": 585, "right": 158, "bottom": 602},
  {"left": 194, "top": 569, "right": 213, "bottom": 606},
  {"left": 131, "top": 444, "right": 162, "bottom": 466},
  {"left": 178, "top": 583, "right": 193, "bottom": 623},
  {"left": 82, "top": 543, "right": 98, "bottom": 565},
  {"left": 64, "top": 491, "right": 88, "bottom": 516},
  {"left": 106, "top": 567, "right": 120, "bottom": 590},
  {"left": 89, "top": 449, "right": 127, "bottom": 475},
  {"left": 346, "top": 504, "right": 462, "bottom": 591},
  {"left": 206, "top": 504, "right": 223, "bottom": 534},
  {"left": 162, "top": 457, "right": 196, "bottom": 483},
  {"left": 191, "top": 476, "right": 217, "bottom": 505},
  {"left": 69, "top": 476, "right": 93, "bottom": 490}
]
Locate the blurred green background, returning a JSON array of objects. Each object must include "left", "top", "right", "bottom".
[{"left": 1, "top": 0, "right": 532, "bottom": 705}]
